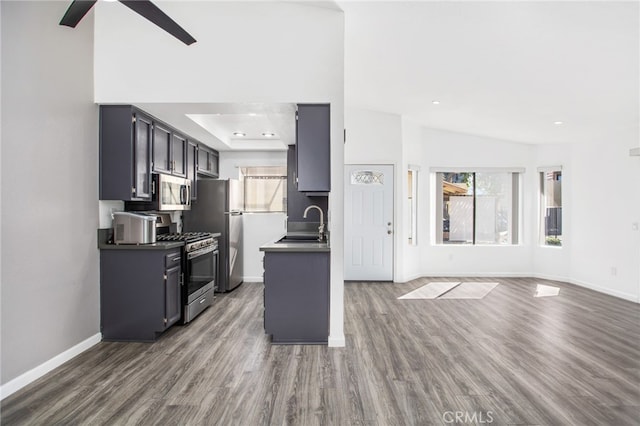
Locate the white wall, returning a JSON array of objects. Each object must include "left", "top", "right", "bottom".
[
  {"left": 94, "top": 1, "right": 345, "bottom": 345},
  {"left": 242, "top": 213, "right": 286, "bottom": 281},
  {"left": 1, "top": 0, "right": 100, "bottom": 391},
  {"left": 344, "top": 108, "right": 404, "bottom": 280},
  {"left": 418, "top": 128, "right": 536, "bottom": 276},
  {"left": 568, "top": 138, "right": 640, "bottom": 301},
  {"left": 400, "top": 118, "right": 425, "bottom": 281},
  {"left": 345, "top": 109, "right": 536, "bottom": 279},
  {"left": 346, "top": 108, "right": 640, "bottom": 302}
]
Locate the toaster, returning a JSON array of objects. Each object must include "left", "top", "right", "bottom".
[{"left": 112, "top": 212, "right": 157, "bottom": 244}]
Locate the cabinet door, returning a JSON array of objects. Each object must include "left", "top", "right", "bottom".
[
  {"left": 153, "top": 123, "right": 172, "bottom": 174},
  {"left": 197, "top": 145, "right": 219, "bottom": 177},
  {"left": 296, "top": 104, "right": 330, "bottom": 192},
  {"left": 210, "top": 151, "right": 219, "bottom": 177},
  {"left": 187, "top": 141, "right": 198, "bottom": 200},
  {"left": 164, "top": 265, "right": 182, "bottom": 328},
  {"left": 198, "top": 145, "right": 211, "bottom": 175},
  {"left": 171, "top": 133, "right": 187, "bottom": 177},
  {"left": 133, "top": 113, "right": 152, "bottom": 200}
]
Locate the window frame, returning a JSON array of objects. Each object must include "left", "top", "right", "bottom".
[
  {"left": 431, "top": 167, "right": 523, "bottom": 246},
  {"left": 239, "top": 165, "right": 287, "bottom": 213},
  {"left": 408, "top": 165, "right": 420, "bottom": 246},
  {"left": 538, "top": 166, "right": 563, "bottom": 247}
]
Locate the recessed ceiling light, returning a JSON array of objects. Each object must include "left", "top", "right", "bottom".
[
  {"left": 262, "top": 132, "right": 275, "bottom": 137},
  {"left": 248, "top": 113, "right": 257, "bottom": 117},
  {"left": 554, "top": 121, "right": 564, "bottom": 125},
  {"left": 432, "top": 100, "right": 441, "bottom": 105},
  {"left": 233, "top": 132, "right": 246, "bottom": 137}
]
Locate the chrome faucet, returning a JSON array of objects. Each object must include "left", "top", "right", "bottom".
[{"left": 303, "top": 205, "right": 325, "bottom": 241}]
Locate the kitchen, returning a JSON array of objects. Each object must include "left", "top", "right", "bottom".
[
  {"left": 1, "top": 0, "right": 346, "bottom": 403},
  {"left": 3, "top": 1, "right": 639, "bottom": 424},
  {"left": 97, "top": 102, "right": 331, "bottom": 343}
]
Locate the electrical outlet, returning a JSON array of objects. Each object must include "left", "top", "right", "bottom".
[
  {"left": 632, "top": 222, "right": 639, "bottom": 231},
  {"left": 611, "top": 267, "right": 617, "bottom": 276}
]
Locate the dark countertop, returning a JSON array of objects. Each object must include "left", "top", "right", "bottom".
[
  {"left": 97, "top": 228, "right": 184, "bottom": 250},
  {"left": 99, "top": 241, "right": 185, "bottom": 250},
  {"left": 260, "top": 233, "right": 330, "bottom": 253}
]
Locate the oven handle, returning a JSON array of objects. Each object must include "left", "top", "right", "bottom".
[{"left": 187, "top": 245, "right": 216, "bottom": 260}]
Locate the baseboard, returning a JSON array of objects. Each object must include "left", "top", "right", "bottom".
[
  {"left": 243, "top": 276, "right": 263, "bottom": 283},
  {"left": 531, "top": 272, "right": 572, "bottom": 283},
  {"left": 0, "top": 333, "right": 101, "bottom": 400},
  {"left": 394, "top": 272, "right": 424, "bottom": 283},
  {"left": 419, "top": 272, "right": 533, "bottom": 278},
  {"left": 568, "top": 277, "right": 639, "bottom": 303},
  {"left": 328, "top": 334, "right": 346, "bottom": 347}
]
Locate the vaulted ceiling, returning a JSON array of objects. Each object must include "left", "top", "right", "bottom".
[
  {"left": 340, "top": 1, "right": 639, "bottom": 145},
  {"left": 124, "top": 1, "right": 638, "bottom": 150}
]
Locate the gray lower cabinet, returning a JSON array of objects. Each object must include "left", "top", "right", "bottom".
[
  {"left": 263, "top": 251, "right": 329, "bottom": 344},
  {"left": 100, "top": 248, "right": 182, "bottom": 341}
]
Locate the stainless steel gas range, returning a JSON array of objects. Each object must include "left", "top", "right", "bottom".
[{"left": 157, "top": 232, "right": 219, "bottom": 324}]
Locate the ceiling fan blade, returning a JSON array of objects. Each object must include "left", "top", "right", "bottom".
[
  {"left": 59, "top": 0, "right": 98, "bottom": 28},
  {"left": 118, "top": 0, "right": 197, "bottom": 45}
]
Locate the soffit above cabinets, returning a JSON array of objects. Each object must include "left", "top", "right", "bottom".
[{"left": 135, "top": 103, "right": 296, "bottom": 151}]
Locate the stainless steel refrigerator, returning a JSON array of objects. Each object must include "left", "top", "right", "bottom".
[{"left": 183, "top": 179, "right": 243, "bottom": 292}]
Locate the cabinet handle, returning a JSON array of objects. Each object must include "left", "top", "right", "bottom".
[
  {"left": 163, "top": 274, "right": 167, "bottom": 280},
  {"left": 163, "top": 318, "right": 168, "bottom": 324},
  {"left": 199, "top": 298, "right": 206, "bottom": 304}
]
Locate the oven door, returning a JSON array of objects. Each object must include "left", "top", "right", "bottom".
[{"left": 186, "top": 245, "right": 216, "bottom": 303}]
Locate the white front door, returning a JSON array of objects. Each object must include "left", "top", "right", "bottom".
[{"left": 344, "top": 164, "right": 394, "bottom": 281}]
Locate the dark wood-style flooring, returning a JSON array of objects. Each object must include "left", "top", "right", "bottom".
[{"left": 2, "top": 278, "right": 639, "bottom": 425}]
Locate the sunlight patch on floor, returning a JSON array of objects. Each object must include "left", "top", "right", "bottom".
[
  {"left": 398, "top": 282, "right": 499, "bottom": 300},
  {"left": 534, "top": 284, "right": 560, "bottom": 298}
]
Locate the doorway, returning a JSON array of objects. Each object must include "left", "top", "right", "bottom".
[{"left": 344, "top": 164, "right": 394, "bottom": 281}]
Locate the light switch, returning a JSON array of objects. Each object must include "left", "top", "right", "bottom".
[{"left": 633, "top": 222, "right": 639, "bottom": 231}]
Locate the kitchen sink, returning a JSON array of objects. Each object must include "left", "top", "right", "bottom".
[{"left": 277, "top": 236, "right": 322, "bottom": 243}]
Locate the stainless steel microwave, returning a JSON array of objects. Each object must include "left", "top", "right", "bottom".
[{"left": 125, "top": 173, "right": 191, "bottom": 211}]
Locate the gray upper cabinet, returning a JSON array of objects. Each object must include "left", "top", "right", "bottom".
[
  {"left": 171, "top": 133, "right": 187, "bottom": 178},
  {"left": 296, "top": 104, "right": 330, "bottom": 193},
  {"left": 100, "top": 104, "right": 216, "bottom": 201},
  {"left": 152, "top": 125, "right": 187, "bottom": 178},
  {"left": 197, "top": 144, "right": 219, "bottom": 178},
  {"left": 286, "top": 145, "right": 328, "bottom": 222},
  {"left": 152, "top": 123, "right": 172, "bottom": 174},
  {"left": 100, "top": 105, "right": 152, "bottom": 201},
  {"left": 187, "top": 140, "right": 198, "bottom": 200}
]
